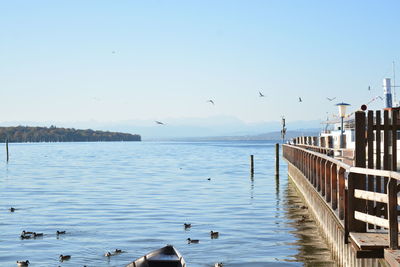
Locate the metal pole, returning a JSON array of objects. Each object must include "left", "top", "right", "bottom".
[{"left": 340, "top": 117, "right": 344, "bottom": 149}]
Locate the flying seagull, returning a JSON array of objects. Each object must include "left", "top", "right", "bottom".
[
  {"left": 207, "top": 100, "right": 215, "bottom": 105},
  {"left": 259, "top": 91, "right": 265, "bottom": 97},
  {"left": 326, "top": 97, "right": 336, "bottom": 101},
  {"left": 155, "top": 121, "right": 165, "bottom": 125},
  {"left": 298, "top": 97, "right": 302, "bottom": 102},
  {"left": 368, "top": 85, "right": 371, "bottom": 91}
]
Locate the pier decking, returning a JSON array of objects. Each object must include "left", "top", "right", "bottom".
[{"left": 283, "top": 110, "right": 400, "bottom": 266}]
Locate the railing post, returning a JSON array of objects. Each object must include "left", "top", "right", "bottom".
[
  {"left": 375, "top": 110, "right": 382, "bottom": 229},
  {"left": 338, "top": 167, "right": 345, "bottom": 220},
  {"left": 367, "top": 110, "right": 374, "bottom": 229},
  {"left": 321, "top": 159, "right": 326, "bottom": 196},
  {"left": 353, "top": 111, "right": 367, "bottom": 232},
  {"left": 313, "top": 136, "right": 318, "bottom": 146},
  {"left": 327, "top": 136, "right": 333, "bottom": 149},
  {"left": 301, "top": 151, "right": 304, "bottom": 171},
  {"left": 347, "top": 172, "right": 358, "bottom": 232},
  {"left": 388, "top": 110, "right": 398, "bottom": 249},
  {"left": 331, "top": 164, "right": 338, "bottom": 210},
  {"left": 325, "top": 161, "right": 332, "bottom": 202},
  {"left": 316, "top": 157, "right": 320, "bottom": 190},
  {"left": 310, "top": 155, "right": 314, "bottom": 184},
  {"left": 313, "top": 155, "right": 317, "bottom": 188},
  {"left": 307, "top": 153, "right": 311, "bottom": 181},
  {"left": 388, "top": 177, "right": 398, "bottom": 249},
  {"left": 391, "top": 110, "right": 397, "bottom": 174},
  {"left": 344, "top": 184, "right": 349, "bottom": 244}
]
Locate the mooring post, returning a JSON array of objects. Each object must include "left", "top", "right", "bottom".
[
  {"left": 275, "top": 143, "right": 279, "bottom": 177},
  {"left": 250, "top": 155, "right": 254, "bottom": 176},
  {"left": 6, "top": 139, "right": 9, "bottom": 162}
]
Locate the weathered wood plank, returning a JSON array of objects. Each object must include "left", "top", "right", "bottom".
[
  {"left": 354, "top": 189, "right": 388, "bottom": 203},
  {"left": 354, "top": 211, "right": 389, "bottom": 229},
  {"left": 350, "top": 167, "right": 400, "bottom": 181},
  {"left": 350, "top": 232, "right": 390, "bottom": 250},
  {"left": 372, "top": 124, "right": 400, "bottom": 130},
  {"left": 384, "top": 249, "right": 400, "bottom": 267},
  {"left": 355, "top": 249, "right": 384, "bottom": 258}
]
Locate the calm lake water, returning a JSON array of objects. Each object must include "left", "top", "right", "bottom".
[{"left": 0, "top": 141, "right": 336, "bottom": 267}]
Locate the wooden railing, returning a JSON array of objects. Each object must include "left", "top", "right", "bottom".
[
  {"left": 283, "top": 144, "right": 350, "bottom": 222},
  {"left": 283, "top": 144, "right": 400, "bottom": 249},
  {"left": 348, "top": 167, "right": 399, "bottom": 249}
]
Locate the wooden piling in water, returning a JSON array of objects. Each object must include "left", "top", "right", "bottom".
[
  {"left": 250, "top": 155, "right": 254, "bottom": 176},
  {"left": 6, "top": 139, "right": 9, "bottom": 162},
  {"left": 275, "top": 143, "right": 279, "bottom": 176}
]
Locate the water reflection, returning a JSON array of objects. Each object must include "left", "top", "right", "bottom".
[
  {"left": 275, "top": 174, "right": 280, "bottom": 198},
  {"left": 250, "top": 175, "right": 254, "bottom": 199},
  {"left": 283, "top": 178, "right": 337, "bottom": 266}
]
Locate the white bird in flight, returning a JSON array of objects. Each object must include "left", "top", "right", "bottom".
[
  {"left": 207, "top": 100, "right": 215, "bottom": 105},
  {"left": 326, "top": 97, "right": 336, "bottom": 101},
  {"left": 155, "top": 121, "right": 165, "bottom": 125},
  {"left": 298, "top": 97, "right": 302, "bottom": 102},
  {"left": 259, "top": 91, "right": 265, "bottom": 97}
]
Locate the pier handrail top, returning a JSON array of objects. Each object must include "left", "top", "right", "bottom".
[
  {"left": 283, "top": 144, "right": 351, "bottom": 170},
  {"left": 349, "top": 167, "right": 400, "bottom": 181},
  {"left": 296, "top": 144, "right": 352, "bottom": 152},
  {"left": 296, "top": 144, "right": 334, "bottom": 151}
]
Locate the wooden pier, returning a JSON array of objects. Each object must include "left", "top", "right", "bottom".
[{"left": 283, "top": 110, "right": 400, "bottom": 266}]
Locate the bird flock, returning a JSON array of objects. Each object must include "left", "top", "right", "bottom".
[
  {"left": 155, "top": 90, "right": 269, "bottom": 125},
  {"left": 9, "top": 207, "right": 127, "bottom": 266},
  {"left": 184, "top": 223, "right": 223, "bottom": 265},
  {"left": 9, "top": 206, "right": 223, "bottom": 266},
  {"left": 152, "top": 90, "right": 357, "bottom": 126}
]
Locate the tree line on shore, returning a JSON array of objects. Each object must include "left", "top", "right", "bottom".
[{"left": 0, "top": 126, "right": 141, "bottom": 142}]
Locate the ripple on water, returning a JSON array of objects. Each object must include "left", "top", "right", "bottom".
[{"left": 0, "top": 141, "right": 336, "bottom": 267}]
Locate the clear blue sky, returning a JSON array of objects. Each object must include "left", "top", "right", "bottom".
[{"left": 1, "top": 0, "right": 399, "bottom": 124}]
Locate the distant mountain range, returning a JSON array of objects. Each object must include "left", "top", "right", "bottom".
[{"left": 166, "top": 130, "right": 320, "bottom": 141}]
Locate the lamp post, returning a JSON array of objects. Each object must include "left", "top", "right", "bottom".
[{"left": 336, "top": 102, "right": 350, "bottom": 149}]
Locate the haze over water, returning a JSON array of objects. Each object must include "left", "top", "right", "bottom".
[{"left": 1, "top": 141, "right": 336, "bottom": 266}]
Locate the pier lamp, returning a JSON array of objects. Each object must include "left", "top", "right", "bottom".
[{"left": 336, "top": 102, "right": 350, "bottom": 149}]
